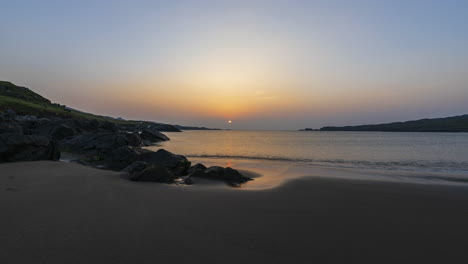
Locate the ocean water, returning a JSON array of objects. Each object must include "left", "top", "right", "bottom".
[{"left": 149, "top": 130, "right": 468, "bottom": 174}]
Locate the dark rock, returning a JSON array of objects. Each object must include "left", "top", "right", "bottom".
[
  {"left": 3, "top": 109, "right": 17, "bottom": 119},
  {"left": 140, "top": 127, "right": 170, "bottom": 143},
  {"left": 130, "top": 165, "right": 178, "bottom": 183},
  {"left": 88, "top": 119, "right": 99, "bottom": 130},
  {"left": 99, "top": 121, "right": 118, "bottom": 132},
  {"left": 184, "top": 177, "right": 194, "bottom": 185},
  {"left": 144, "top": 123, "right": 181, "bottom": 132},
  {"left": 126, "top": 132, "right": 142, "bottom": 146},
  {"left": 188, "top": 163, "right": 207, "bottom": 174},
  {"left": 0, "top": 118, "right": 23, "bottom": 134},
  {"left": 38, "top": 123, "right": 75, "bottom": 140},
  {"left": 191, "top": 166, "right": 252, "bottom": 185},
  {"left": 152, "top": 124, "right": 181, "bottom": 132},
  {"left": 102, "top": 146, "right": 142, "bottom": 170},
  {"left": 60, "top": 132, "right": 142, "bottom": 155},
  {"left": 137, "top": 149, "right": 190, "bottom": 176},
  {"left": 0, "top": 133, "right": 60, "bottom": 162},
  {"left": 121, "top": 161, "right": 147, "bottom": 174},
  {"left": 49, "top": 124, "right": 75, "bottom": 140}
]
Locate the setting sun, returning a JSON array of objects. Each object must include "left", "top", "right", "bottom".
[{"left": 228, "top": 120, "right": 232, "bottom": 124}]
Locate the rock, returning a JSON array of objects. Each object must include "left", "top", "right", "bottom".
[
  {"left": 184, "top": 177, "right": 194, "bottom": 185},
  {"left": 137, "top": 149, "right": 191, "bottom": 176},
  {"left": 49, "top": 124, "right": 75, "bottom": 140},
  {"left": 130, "top": 165, "right": 178, "bottom": 183},
  {"left": 148, "top": 123, "right": 181, "bottom": 132},
  {"left": 121, "top": 161, "right": 147, "bottom": 174},
  {"left": 38, "top": 123, "right": 75, "bottom": 140},
  {"left": 126, "top": 132, "right": 142, "bottom": 147},
  {"left": 99, "top": 121, "right": 118, "bottom": 132},
  {"left": 188, "top": 163, "right": 207, "bottom": 174},
  {"left": 0, "top": 118, "right": 23, "bottom": 134},
  {"left": 14, "top": 115, "right": 38, "bottom": 122},
  {"left": 3, "top": 109, "right": 17, "bottom": 119},
  {"left": 140, "top": 127, "right": 170, "bottom": 143},
  {"left": 102, "top": 146, "right": 142, "bottom": 170},
  {"left": 60, "top": 132, "right": 142, "bottom": 155},
  {"left": 0, "top": 133, "right": 60, "bottom": 162},
  {"left": 191, "top": 166, "right": 252, "bottom": 185}
]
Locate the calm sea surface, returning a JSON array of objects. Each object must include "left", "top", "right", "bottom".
[{"left": 149, "top": 130, "right": 468, "bottom": 174}]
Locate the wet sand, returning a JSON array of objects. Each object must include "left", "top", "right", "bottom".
[{"left": 1, "top": 161, "right": 468, "bottom": 263}]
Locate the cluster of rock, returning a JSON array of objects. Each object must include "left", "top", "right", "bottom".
[
  {"left": 0, "top": 109, "right": 252, "bottom": 186},
  {"left": 122, "top": 149, "right": 252, "bottom": 186}
]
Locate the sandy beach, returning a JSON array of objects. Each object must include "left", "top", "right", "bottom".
[{"left": 1, "top": 161, "right": 468, "bottom": 264}]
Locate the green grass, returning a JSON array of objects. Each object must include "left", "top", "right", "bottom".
[
  {"left": 0, "top": 81, "right": 51, "bottom": 105},
  {"left": 0, "top": 80, "right": 162, "bottom": 127},
  {"left": 0, "top": 94, "right": 151, "bottom": 125}
]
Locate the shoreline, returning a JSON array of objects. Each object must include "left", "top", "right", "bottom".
[
  {"left": 2, "top": 160, "right": 468, "bottom": 263},
  {"left": 180, "top": 156, "right": 468, "bottom": 189}
]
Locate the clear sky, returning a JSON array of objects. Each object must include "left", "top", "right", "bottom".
[{"left": 1, "top": 0, "right": 467, "bottom": 130}]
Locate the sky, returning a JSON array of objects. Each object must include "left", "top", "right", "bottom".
[{"left": 1, "top": 0, "right": 467, "bottom": 130}]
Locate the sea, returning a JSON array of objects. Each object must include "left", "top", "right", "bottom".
[{"left": 148, "top": 130, "right": 468, "bottom": 187}]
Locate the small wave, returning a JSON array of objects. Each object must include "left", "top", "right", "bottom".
[{"left": 186, "top": 154, "right": 468, "bottom": 173}]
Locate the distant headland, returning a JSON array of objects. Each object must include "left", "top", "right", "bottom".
[{"left": 300, "top": 115, "right": 468, "bottom": 132}]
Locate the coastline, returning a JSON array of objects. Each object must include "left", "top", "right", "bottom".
[
  {"left": 180, "top": 156, "right": 468, "bottom": 189},
  {"left": 2, "top": 161, "right": 468, "bottom": 263}
]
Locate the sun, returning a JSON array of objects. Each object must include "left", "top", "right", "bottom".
[{"left": 228, "top": 120, "right": 232, "bottom": 124}]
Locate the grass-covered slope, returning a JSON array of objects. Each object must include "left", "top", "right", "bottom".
[
  {"left": 321, "top": 115, "right": 468, "bottom": 132},
  {"left": 0, "top": 81, "right": 158, "bottom": 126},
  {"left": 0, "top": 81, "right": 51, "bottom": 105}
]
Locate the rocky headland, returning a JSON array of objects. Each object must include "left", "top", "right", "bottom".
[{"left": 0, "top": 81, "right": 251, "bottom": 186}]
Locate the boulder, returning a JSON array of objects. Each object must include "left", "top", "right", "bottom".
[
  {"left": 140, "top": 127, "right": 170, "bottom": 143},
  {"left": 137, "top": 149, "right": 190, "bottom": 176},
  {"left": 49, "top": 124, "right": 75, "bottom": 140},
  {"left": 184, "top": 177, "right": 194, "bottom": 185},
  {"left": 102, "top": 146, "right": 143, "bottom": 170},
  {"left": 190, "top": 166, "right": 252, "bottom": 185},
  {"left": 38, "top": 123, "right": 75, "bottom": 140},
  {"left": 0, "top": 118, "right": 23, "bottom": 134},
  {"left": 188, "top": 163, "right": 207, "bottom": 174},
  {"left": 130, "top": 165, "right": 178, "bottom": 183},
  {"left": 3, "top": 109, "right": 17, "bottom": 119},
  {"left": 99, "top": 121, "right": 119, "bottom": 132},
  {"left": 60, "top": 132, "right": 142, "bottom": 155},
  {"left": 122, "top": 161, "right": 147, "bottom": 174},
  {"left": 0, "top": 133, "right": 60, "bottom": 162}
]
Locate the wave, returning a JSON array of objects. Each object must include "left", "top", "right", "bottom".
[{"left": 186, "top": 154, "right": 468, "bottom": 173}]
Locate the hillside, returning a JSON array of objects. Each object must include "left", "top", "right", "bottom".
[
  {"left": 320, "top": 115, "right": 468, "bottom": 132},
  {"left": 0, "top": 81, "right": 180, "bottom": 131}
]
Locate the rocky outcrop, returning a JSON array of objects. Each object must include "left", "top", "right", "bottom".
[
  {"left": 146, "top": 123, "right": 181, "bottom": 132},
  {"left": 60, "top": 132, "right": 142, "bottom": 155},
  {"left": 122, "top": 161, "right": 147, "bottom": 174},
  {"left": 130, "top": 165, "right": 178, "bottom": 183},
  {"left": 137, "top": 149, "right": 191, "bottom": 176},
  {"left": 102, "top": 146, "right": 144, "bottom": 170},
  {"left": 0, "top": 133, "right": 60, "bottom": 162},
  {"left": 0, "top": 118, "right": 23, "bottom": 134},
  {"left": 188, "top": 163, "right": 207, "bottom": 174},
  {"left": 190, "top": 166, "right": 252, "bottom": 186},
  {"left": 140, "top": 127, "right": 170, "bottom": 144},
  {"left": 37, "top": 123, "right": 75, "bottom": 140}
]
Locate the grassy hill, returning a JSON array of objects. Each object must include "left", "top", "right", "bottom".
[
  {"left": 321, "top": 115, "right": 468, "bottom": 132},
  {"left": 0, "top": 81, "right": 155, "bottom": 126}
]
